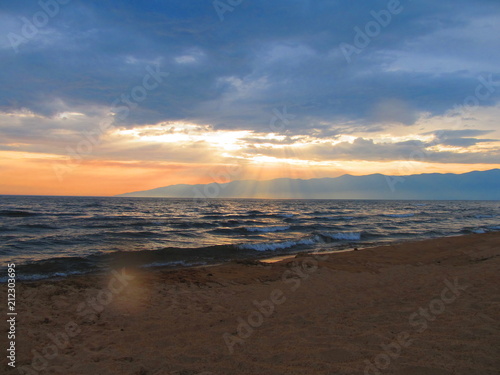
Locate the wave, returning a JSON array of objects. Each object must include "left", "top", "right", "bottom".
[
  {"left": 209, "top": 228, "right": 240, "bottom": 235},
  {"left": 218, "top": 219, "right": 243, "bottom": 227},
  {"left": 320, "top": 231, "right": 362, "bottom": 241},
  {"left": 201, "top": 214, "right": 226, "bottom": 219},
  {"left": 0, "top": 270, "right": 91, "bottom": 283},
  {"left": 246, "top": 210, "right": 265, "bottom": 216},
  {"left": 472, "top": 229, "right": 486, "bottom": 234},
  {"left": 21, "top": 224, "right": 59, "bottom": 229},
  {"left": 86, "top": 215, "right": 148, "bottom": 222},
  {"left": 238, "top": 237, "right": 317, "bottom": 252},
  {"left": 0, "top": 210, "right": 40, "bottom": 217},
  {"left": 83, "top": 203, "right": 103, "bottom": 208},
  {"left": 461, "top": 226, "right": 497, "bottom": 234},
  {"left": 3, "top": 198, "right": 499, "bottom": 282},
  {"left": 204, "top": 213, "right": 271, "bottom": 220},
  {"left": 1, "top": 244, "right": 244, "bottom": 282},
  {"left": 306, "top": 211, "right": 334, "bottom": 216},
  {"left": 171, "top": 222, "right": 217, "bottom": 229},
  {"left": 324, "top": 216, "right": 355, "bottom": 221},
  {"left": 463, "top": 225, "right": 500, "bottom": 234},
  {"left": 383, "top": 213, "right": 415, "bottom": 218},
  {"left": 244, "top": 225, "right": 291, "bottom": 233}
]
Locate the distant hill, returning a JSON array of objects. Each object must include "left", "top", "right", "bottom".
[{"left": 115, "top": 169, "right": 500, "bottom": 200}]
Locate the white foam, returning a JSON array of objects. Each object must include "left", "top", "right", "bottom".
[
  {"left": 321, "top": 232, "right": 362, "bottom": 241},
  {"left": 383, "top": 213, "right": 415, "bottom": 218},
  {"left": 245, "top": 225, "right": 290, "bottom": 233},
  {"left": 472, "top": 229, "right": 486, "bottom": 234},
  {"left": 238, "top": 238, "right": 317, "bottom": 252}
]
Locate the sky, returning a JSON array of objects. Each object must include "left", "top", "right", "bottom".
[{"left": 0, "top": 0, "right": 499, "bottom": 196}]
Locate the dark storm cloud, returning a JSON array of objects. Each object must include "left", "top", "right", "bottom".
[{"left": 1, "top": 0, "right": 500, "bottom": 135}]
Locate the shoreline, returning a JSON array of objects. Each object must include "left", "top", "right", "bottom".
[
  {"left": 6, "top": 231, "right": 497, "bottom": 284},
  {"left": 2, "top": 232, "right": 499, "bottom": 374}
]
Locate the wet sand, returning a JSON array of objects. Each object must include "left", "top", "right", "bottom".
[{"left": 3, "top": 232, "right": 500, "bottom": 375}]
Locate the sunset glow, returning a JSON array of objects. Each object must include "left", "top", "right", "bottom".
[{"left": 1, "top": 1, "right": 499, "bottom": 196}]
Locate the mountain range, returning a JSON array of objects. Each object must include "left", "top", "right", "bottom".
[{"left": 116, "top": 169, "right": 500, "bottom": 200}]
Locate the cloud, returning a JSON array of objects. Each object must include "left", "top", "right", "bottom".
[
  {"left": 370, "top": 98, "right": 419, "bottom": 125},
  {"left": 0, "top": 0, "right": 499, "bottom": 184},
  {"left": 424, "top": 129, "right": 494, "bottom": 138},
  {"left": 241, "top": 136, "right": 500, "bottom": 164},
  {"left": 0, "top": 0, "right": 499, "bottom": 134},
  {"left": 425, "top": 129, "right": 499, "bottom": 147}
]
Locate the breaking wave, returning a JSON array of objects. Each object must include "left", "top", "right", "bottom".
[
  {"left": 238, "top": 237, "right": 317, "bottom": 252},
  {"left": 320, "top": 231, "right": 363, "bottom": 241}
]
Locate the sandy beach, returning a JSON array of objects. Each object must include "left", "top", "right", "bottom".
[{"left": 3, "top": 232, "right": 500, "bottom": 375}]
